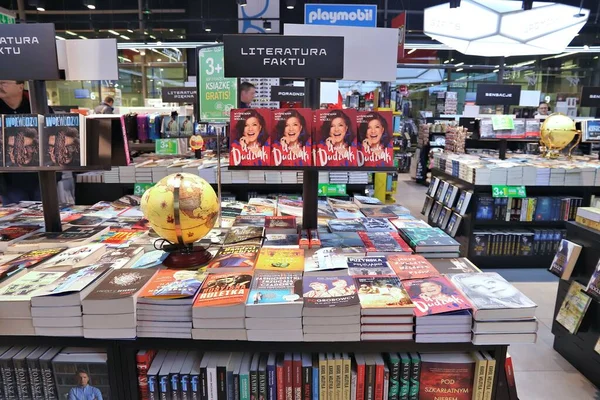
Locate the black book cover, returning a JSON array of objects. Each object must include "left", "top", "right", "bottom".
[
  {"left": 41, "top": 114, "right": 81, "bottom": 166},
  {"left": 258, "top": 354, "right": 267, "bottom": 400},
  {"left": 159, "top": 351, "right": 178, "bottom": 400},
  {"left": 170, "top": 351, "right": 187, "bottom": 400},
  {"left": 520, "top": 232, "right": 534, "bottom": 256},
  {"left": 475, "top": 196, "right": 494, "bottom": 220},
  {"left": 249, "top": 353, "right": 259, "bottom": 400},
  {"left": 190, "top": 355, "right": 202, "bottom": 400},
  {"left": 26, "top": 346, "right": 48, "bottom": 400},
  {"left": 217, "top": 354, "right": 228, "bottom": 400},
  {"left": 13, "top": 347, "right": 35, "bottom": 400},
  {"left": 301, "top": 355, "right": 311, "bottom": 400},
  {"left": 1, "top": 346, "right": 23, "bottom": 400},
  {"left": 365, "top": 357, "right": 375, "bottom": 400},
  {"left": 39, "top": 347, "right": 60, "bottom": 400},
  {"left": 471, "top": 232, "right": 488, "bottom": 257},
  {"left": 408, "top": 353, "right": 420, "bottom": 400},
  {"left": 3, "top": 114, "right": 40, "bottom": 167}
]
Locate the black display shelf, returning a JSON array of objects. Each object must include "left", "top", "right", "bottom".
[
  {"left": 472, "top": 220, "right": 570, "bottom": 228},
  {"left": 469, "top": 255, "right": 555, "bottom": 269},
  {"left": 228, "top": 166, "right": 398, "bottom": 172}
]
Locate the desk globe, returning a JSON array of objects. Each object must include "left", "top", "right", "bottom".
[
  {"left": 539, "top": 113, "right": 581, "bottom": 159},
  {"left": 141, "top": 173, "right": 219, "bottom": 268}
]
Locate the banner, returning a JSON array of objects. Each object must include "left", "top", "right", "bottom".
[
  {"left": 162, "top": 87, "right": 197, "bottom": 103},
  {"left": 304, "top": 4, "right": 377, "bottom": 27},
  {"left": 475, "top": 84, "right": 521, "bottom": 106},
  {"left": 197, "top": 45, "right": 237, "bottom": 122},
  {"left": 580, "top": 87, "right": 600, "bottom": 107},
  {"left": 270, "top": 86, "right": 305, "bottom": 102}
]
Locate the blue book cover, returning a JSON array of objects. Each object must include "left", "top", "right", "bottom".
[
  {"left": 535, "top": 197, "right": 553, "bottom": 221},
  {"left": 267, "top": 353, "right": 277, "bottom": 400},
  {"left": 312, "top": 360, "right": 319, "bottom": 400},
  {"left": 475, "top": 196, "right": 494, "bottom": 220}
]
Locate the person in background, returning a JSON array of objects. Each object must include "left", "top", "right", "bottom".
[
  {"left": 68, "top": 370, "right": 103, "bottom": 400},
  {"left": 94, "top": 96, "right": 114, "bottom": 114},
  {"left": 537, "top": 102, "right": 550, "bottom": 116},
  {"left": 239, "top": 82, "right": 256, "bottom": 108}
]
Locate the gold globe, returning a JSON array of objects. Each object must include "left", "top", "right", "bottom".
[
  {"left": 141, "top": 173, "right": 219, "bottom": 245},
  {"left": 540, "top": 113, "right": 581, "bottom": 159}
]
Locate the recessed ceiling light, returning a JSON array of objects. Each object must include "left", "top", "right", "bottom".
[
  {"left": 407, "top": 48, "right": 417, "bottom": 54},
  {"left": 37, "top": 6, "right": 45, "bottom": 11},
  {"left": 156, "top": 41, "right": 162, "bottom": 45},
  {"left": 66, "top": 30, "right": 77, "bottom": 36},
  {"left": 157, "top": 58, "right": 162, "bottom": 61},
  {"left": 130, "top": 48, "right": 139, "bottom": 53},
  {"left": 455, "top": 62, "right": 465, "bottom": 66},
  {"left": 78, "top": 35, "right": 88, "bottom": 40},
  {"left": 120, "top": 35, "right": 130, "bottom": 40},
  {"left": 127, "top": 29, "right": 134, "bottom": 33},
  {"left": 169, "top": 29, "right": 174, "bottom": 32},
  {"left": 55, "top": 35, "right": 66, "bottom": 40},
  {"left": 108, "top": 30, "right": 119, "bottom": 36},
  {"left": 150, "top": 35, "right": 156, "bottom": 39},
  {"left": 456, "top": 68, "right": 464, "bottom": 72}
]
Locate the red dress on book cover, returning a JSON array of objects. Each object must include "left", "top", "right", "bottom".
[
  {"left": 314, "top": 110, "right": 358, "bottom": 167},
  {"left": 357, "top": 111, "right": 394, "bottom": 167},
  {"left": 272, "top": 109, "right": 312, "bottom": 166},
  {"left": 229, "top": 109, "right": 271, "bottom": 166}
]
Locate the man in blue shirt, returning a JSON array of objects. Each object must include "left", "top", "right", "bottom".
[{"left": 68, "top": 370, "right": 103, "bottom": 400}]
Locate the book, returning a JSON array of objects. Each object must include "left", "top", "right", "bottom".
[
  {"left": 192, "top": 272, "right": 253, "bottom": 318},
  {"left": 403, "top": 276, "right": 471, "bottom": 317},
  {"left": 271, "top": 108, "right": 312, "bottom": 167},
  {"left": 96, "top": 246, "right": 144, "bottom": 269},
  {"left": 397, "top": 227, "right": 460, "bottom": 253},
  {"left": 0, "top": 224, "right": 41, "bottom": 251},
  {"left": 556, "top": 281, "right": 591, "bottom": 334},
  {"left": 386, "top": 255, "right": 440, "bottom": 280},
  {"left": 360, "top": 218, "right": 397, "bottom": 233},
  {"left": 319, "top": 232, "right": 365, "bottom": 249},
  {"left": 355, "top": 276, "right": 414, "bottom": 314},
  {"left": 35, "top": 243, "right": 105, "bottom": 270},
  {"left": 548, "top": 239, "right": 582, "bottom": 280},
  {"left": 429, "top": 258, "right": 481, "bottom": 274},
  {"left": 0, "top": 270, "right": 65, "bottom": 317},
  {"left": 357, "top": 111, "right": 394, "bottom": 167},
  {"left": 246, "top": 271, "right": 303, "bottom": 317},
  {"left": 256, "top": 248, "right": 304, "bottom": 272},
  {"left": 207, "top": 245, "right": 260, "bottom": 273},
  {"left": 358, "top": 231, "right": 412, "bottom": 256},
  {"left": 346, "top": 257, "right": 394, "bottom": 276},
  {"left": 224, "top": 226, "right": 265, "bottom": 246},
  {"left": 302, "top": 276, "right": 359, "bottom": 308},
  {"left": 471, "top": 352, "right": 486, "bottom": 400},
  {"left": 304, "top": 248, "right": 354, "bottom": 273},
  {"left": 138, "top": 269, "right": 204, "bottom": 303},
  {"left": 450, "top": 273, "right": 537, "bottom": 320},
  {"left": 229, "top": 108, "right": 272, "bottom": 166},
  {"left": 353, "top": 195, "right": 384, "bottom": 208},
  {"left": 265, "top": 216, "right": 297, "bottom": 234},
  {"left": 444, "top": 213, "right": 462, "bottom": 237},
  {"left": 0, "top": 248, "right": 65, "bottom": 281},
  {"left": 3, "top": 114, "right": 42, "bottom": 167},
  {"left": 389, "top": 219, "right": 430, "bottom": 230},
  {"left": 314, "top": 109, "right": 358, "bottom": 167},
  {"left": 263, "top": 234, "right": 300, "bottom": 248},
  {"left": 41, "top": 114, "right": 84, "bottom": 166},
  {"left": 130, "top": 250, "right": 168, "bottom": 269},
  {"left": 8, "top": 226, "right": 109, "bottom": 251},
  {"left": 418, "top": 353, "right": 474, "bottom": 400},
  {"left": 328, "top": 219, "right": 366, "bottom": 233}
]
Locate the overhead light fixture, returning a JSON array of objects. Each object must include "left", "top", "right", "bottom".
[
  {"left": 179, "top": 35, "right": 184, "bottom": 39},
  {"left": 120, "top": 35, "right": 130, "bottom": 40},
  {"left": 456, "top": 68, "right": 464, "bottom": 71},
  {"left": 127, "top": 28, "right": 134, "bottom": 33},
  {"left": 584, "top": 44, "right": 590, "bottom": 50},
  {"left": 55, "top": 35, "right": 65, "bottom": 40},
  {"left": 157, "top": 58, "right": 162, "bottom": 61},
  {"left": 595, "top": 56, "right": 599, "bottom": 59},
  {"left": 238, "top": 0, "right": 247, "bottom": 6},
  {"left": 205, "top": 24, "right": 212, "bottom": 32},
  {"left": 66, "top": 30, "right": 77, "bottom": 36},
  {"left": 443, "top": 60, "right": 450, "bottom": 64},
  {"left": 169, "top": 29, "right": 174, "bottom": 32},
  {"left": 455, "top": 62, "right": 464, "bottom": 66},
  {"left": 149, "top": 35, "right": 156, "bottom": 39},
  {"left": 450, "top": 0, "right": 461, "bottom": 8},
  {"left": 29, "top": 0, "right": 45, "bottom": 11},
  {"left": 263, "top": 20, "right": 272, "bottom": 31},
  {"left": 83, "top": 0, "right": 95, "bottom": 10},
  {"left": 156, "top": 41, "right": 162, "bottom": 45},
  {"left": 108, "top": 30, "right": 119, "bottom": 36},
  {"left": 522, "top": 0, "right": 533, "bottom": 10},
  {"left": 130, "top": 48, "right": 139, "bottom": 53},
  {"left": 37, "top": 6, "right": 45, "bottom": 11},
  {"left": 78, "top": 35, "right": 88, "bottom": 40},
  {"left": 286, "top": 0, "right": 296, "bottom": 9},
  {"left": 493, "top": 69, "right": 499, "bottom": 72},
  {"left": 140, "top": 50, "right": 146, "bottom": 55},
  {"left": 144, "top": 31, "right": 149, "bottom": 35},
  {"left": 407, "top": 48, "right": 417, "bottom": 55}
]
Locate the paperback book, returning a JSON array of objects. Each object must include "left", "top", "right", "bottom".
[
  {"left": 0, "top": 248, "right": 65, "bottom": 280},
  {"left": 355, "top": 276, "right": 414, "bottom": 310},
  {"left": 353, "top": 195, "right": 383, "bottom": 208},
  {"left": 3, "top": 114, "right": 42, "bottom": 167},
  {"left": 302, "top": 276, "right": 359, "bottom": 307},
  {"left": 256, "top": 248, "right": 304, "bottom": 272},
  {"left": 357, "top": 231, "right": 412, "bottom": 255},
  {"left": 35, "top": 243, "right": 105, "bottom": 270},
  {"left": 387, "top": 255, "right": 440, "bottom": 280},
  {"left": 0, "top": 224, "right": 42, "bottom": 251},
  {"left": 41, "top": 113, "right": 84, "bottom": 166},
  {"left": 555, "top": 281, "right": 591, "bottom": 334},
  {"left": 314, "top": 109, "right": 358, "bottom": 167},
  {"left": 138, "top": 269, "right": 204, "bottom": 301},
  {"left": 398, "top": 227, "right": 460, "bottom": 253},
  {"left": 327, "top": 198, "right": 363, "bottom": 219},
  {"left": 0, "top": 270, "right": 64, "bottom": 298},
  {"left": 246, "top": 271, "right": 303, "bottom": 307},
  {"left": 96, "top": 246, "right": 144, "bottom": 269},
  {"left": 223, "top": 226, "right": 264, "bottom": 246},
  {"left": 193, "top": 272, "right": 253, "bottom": 308},
  {"left": 359, "top": 218, "right": 397, "bottom": 232},
  {"left": 585, "top": 260, "right": 600, "bottom": 302},
  {"left": 206, "top": 245, "right": 260, "bottom": 273},
  {"left": 403, "top": 276, "right": 471, "bottom": 317},
  {"left": 327, "top": 219, "right": 366, "bottom": 233},
  {"left": 263, "top": 234, "right": 300, "bottom": 248},
  {"left": 271, "top": 108, "right": 312, "bottom": 167},
  {"left": 345, "top": 256, "right": 394, "bottom": 276},
  {"left": 356, "top": 111, "right": 394, "bottom": 167},
  {"left": 229, "top": 109, "right": 271, "bottom": 166},
  {"left": 548, "top": 239, "right": 582, "bottom": 280},
  {"left": 32, "top": 264, "right": 111, "bottom": 301}
]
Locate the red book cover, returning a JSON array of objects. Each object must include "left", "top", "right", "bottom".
[
  {"left": 314, "top": 109, "right": 358, "bottom": 167},
  {"left": 418, "top": 353, "right": 475, "bottom": 400},
  {"left": 272, "top": 109, "right": 312, "bottom": 166},
  {"left": 357, "top": 111, "right": 393, "bottom": 167},
  {"left": 387, "top": 254, "right": 440, "bottom": 280},
  {"left": 374, "top": 356, "right": 384, "bottom": 400},
  {"left": 136, "top": 349, "right": 157, "bottom": 400},
  {"left": 505, "top": 353, "right": 518, "bottom": 400},
  {"left": 292, "top": 353, "right": 302, "bottom": 400},
  {"left": 356, "top": 355, "right": 365, "bottom": 400},
  {"left": 402, "top": 276, "right": 471, "bottom": 317},
  {"left": 284, "top": 353, "right": 293, "bottom": 400},
  {"left": 357, "top": 231, "right": 412, "bottom": 254},
  {"left": 230, "top": 109, "right": 272, "bottom": 166},
  {"left": 277, "top": 356, "right": 285, "bottom": 400}
]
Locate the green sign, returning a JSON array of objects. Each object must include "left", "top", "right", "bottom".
[
  {"left": 318, "top": 184, "right": 347, "bottom": 196},
  {"left": 0, "top": 8, "right": 15, "bottom": 24},
  {"left": 155, "top": 139, "right": 178, "bottom": 155},
  {"left": 134, "top": 183, "right": 154, "bottom": 196},
  {"left": 198, "top": 45, "right": 237, "bottom": 122},
  {"left": 492, "top": 185, "right": 527, "bottom": 198},
  {"left": 491, "top": 115, "right": 515, "bottom": 131}
]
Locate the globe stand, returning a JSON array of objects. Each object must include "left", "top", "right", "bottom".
[{"left": 162, "top": 244, "right": 213, "bottom": 270}]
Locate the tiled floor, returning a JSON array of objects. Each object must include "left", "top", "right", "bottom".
[{"left": 394, "top": 173, "right": 600, "bottom": 399}]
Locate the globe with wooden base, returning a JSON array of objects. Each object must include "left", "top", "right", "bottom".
[{"left": 539, "top": 113, "right": 581, "bottom": 159}]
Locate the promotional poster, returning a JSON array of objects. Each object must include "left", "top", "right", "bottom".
[
  {"left": 314, "top": 109, "right": 358, "bottom": 167},
  {"left": 229, "top": 108, "right": 271, "bottom": 166},
  {"left": 41, "top": 114, "right": 82, "bottom": 167},
  {"left": 357, "top": 111, "right": 394, "bottom": 167},
  {"left": 3, "top": 114, "right": 41, "bottom": 167},
  {"left": 271, "top": 108, "right": 312, "bottom": 166}
]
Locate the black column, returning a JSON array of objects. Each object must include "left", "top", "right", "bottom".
[{"left": 302, "top": 78, "right": 321, "bottom": 230}]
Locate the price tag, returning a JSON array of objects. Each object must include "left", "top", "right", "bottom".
[
  {"left": 155, "top": 139, "right": 179, "bottom": 155},
  {"left": 318, "top": 184, "right": 347, "bottom": 196},
  {"left": 491, "top": 115, "right": 515, "bottom": 131},
  {"left": 134, "top": 183, "right": 154, "bottom": 196},
  {"left": 492, "top": 185, "right": 527, "bottom": 198}
]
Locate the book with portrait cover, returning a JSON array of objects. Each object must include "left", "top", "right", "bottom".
[
  {"left": 403, "top": 276, "right": 471, "bottom": 317},
  {"left": 0, "top": 248, "right": 65, "bottom": 281},
  {"left": 345, "top": 256, "right": 394, "bottom": 277},
  {"left": 302, "top": 276, "right": 359, "bottom": 308},
  {"left": 314, "top": 109, "right": 358, "bottom": 167},
  {"left": 229, "top": 109, "right": 271, "bottom": 166},
  {"left": 355, "top": 276, "right": 414, "bottom": 311},
  {"left": 246, "top": 271, "right": 303, "bottom": 308},
  {"left": 41, "top": 113, "right": 84, "bottom": 166},
  {"left": 193, "top": 272, "right": 253, "bottom": 308},
  {"left": 556, "top": 281, "right": 591, "bottom": 334},
  {"left": 206, "top": 245, "right": 260, "bottom": 273},
  {"left": 256, "top": 248, "right": 304, "bottom": 272},
  {"left": 418, "top": 353, "right": 475, "bottom": 400},
  {"left": 585, "top": 260, "right": 600, "bottom": 302},
  {"left": 271, "top": 108, "right": 312, "bottom": 167},
  {"left": 0, "top": 224, "right": 42, "bottom": 251},
  {"left": 356, "top": 111, "right": 393, "bottom": 167},
  {"left": 549, "top": 239, "right": 582, "bottom": 280},
  {"left": 223, "top": 226, "right": 264, "bottom": 246},
  {"left": 3, "top": 114, "right": 42, "bottom": 167},
  {"left": 358, "top": 231, "right": 412, "bottom": 255},
  {"left": 138, "top": 269, "right": 204, "bottom": 302},
  {"left": 387, "top": 254, "right": 440, "bottom": 280}
]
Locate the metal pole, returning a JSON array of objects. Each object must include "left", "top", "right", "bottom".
[
  {"left": 138, "top": 0, "right": 148, "bottom": 100},
  {"left": 302, "top": 78, "right": 321, "bottom": 230},
  {"left": 16, "top": 0, "right": 25, "bottom": 21},
  {"left": 497, "top": 56, "right": 505, "bottom": 84}
]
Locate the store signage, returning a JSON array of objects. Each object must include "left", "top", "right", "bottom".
[
  {"left": 197, "top": 45, "right": 237, "bottom": 122},
  {"left": 475, "top": 84, "right": 521, "bottom": 106},
  {"left": 133, "top": 183, "right": 154, "bottom": 196},
  {"left": 583, "top": 120, "right": 600, "bottom": 142},
  {"left": 0, "top": 23, "right": 59, "bottom": 80},
  {"left": 162, "top": 87, "right": 197, "bottom": 103},
  {"left": 492, "top": 185, "right": 527, "bottom": 198},
  {"left": 318, "top": 183, "right": 347, "bottom": 196},
  {"left": 270, "top": 86, "right": 305, "bottom": 102},
  {"left": 223, "top": 35, "right": 344, "bottom": 79},
  {"left": 580, "top": 87, "right": 600, "bottom": 107},
  {"left": 155, "top": 139, "right": 179, "bottom": 155},
  {"left": 304, "top": 4, "right": 377, "bottom": 27},
  {"left": 0, "top": 7, "right": 15, "bottom": 24},
  {"left": 392, "top": 12, "right": 406, "bottom": 59},
  {"left": 491, "top": 115, "right": 515, "bottom": 131}
]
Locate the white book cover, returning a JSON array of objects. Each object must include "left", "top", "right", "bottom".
[{"left": 35, "top": 243, "right": 105, "bottom": 269}]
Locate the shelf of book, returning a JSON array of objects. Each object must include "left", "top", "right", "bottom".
[
  {"left": 472, "top": 220, "right": 569, "bottom": 228},
  {"left": 228, "top": 166, "right": 399, "bottom": 172}
]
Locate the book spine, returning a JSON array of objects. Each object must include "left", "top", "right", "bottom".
[
  {"left": 172, "top": 372, "right": 181, "bottom": 400},
  {"left": 407, "top": 356, "right": 420, "bottom": 400},
  {"left": 504, "top": 357, "right": 518, "bottom": 400},
  {"left": 285, "top": 358, "right": 293, "bottom": 400},
  {"left": 182, "top": 373, "right": 191, "bottom": 400},
  {"left": 355, "top": 360, "right": 365, "bottom": 400},
  {"left": 335, "top": 358, "right": 342, "bottom": 400},
  {"left": 234, "top": 372, "right": 241, "bottom": 400},
  {"left": 483, "top": 359, "right": 496, "bottom": 400},
  {"left": 200, "top": 365, "right": 209, "bottom": 400},
  {"left": 474, "top": 359, "right": 486, "bottom": 400},
  {"left": 208, "top": 367, "right": 218, "bottom": 400},
  {"left": 383, "top": 368, "right": 389, "bottom": 400},
  {"left": 350, "top": 368, "right": 356, "bottom": 400},
  {"left": 14, "top": 357, "right": 30, "bottom": 400},
  {"left": 137, "top": 353, "right": 154, "bottom": 400},
  {"left": 227, "top": 369, "right": 235, "bottom": 400},
  {"left": 277, "top": 364, "right": 285, "bottom": 400},
  {"left": 39, "top": 359, "right": 58, "bottom": 400},
  {"left": 365, "top": 364, "right": 374, "bottom": 400},
  {"left": 240, "top": 373, "right": 250, "bottom": 400},
  {"left": 148, "top": 374, "right": 159, "bottom": 400},
  {"left": 294, "top": 358, "right": 302, "bottom": 400},
  {"left": 312, "top": 364, "right": 319, "bottom": 400},
  {"left": 250, "top": 367, "right": 259, "bottom": 400},
  {"left": 342, "top": 358, "right": 350, "bottom": 400},
  {"left": 259, "top": 366, "right": 267, "bottom": 400},
  {"left": 327, "top": 359, "right": 334, "bottom": 400},
  {"left": 374, "top": 363, "right": 383, "bottom": 400},
  {"left": 158, "top": 373, "right": 169, "bottom": 400},
  {"left": 27, "top": 358, "right": 44, "bottom": 400},
  {"left": 1, "top": 358, "right": 16, "bottom": 400},
  {"left": 302, "top": 364, "right": 312, "bottom": 400},
  {"left": 388, "top": 357, "right": 400, "bottom": 400},
  {"left": 268, "top": 364, "right": 276, "bottom": 400},
  {"left": 319, "top": 357, "right": 327, "bottom": 400}
]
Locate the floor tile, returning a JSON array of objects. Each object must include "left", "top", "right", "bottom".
[{"left": 514, "top": 371, "right": 599, "bottom": 400}]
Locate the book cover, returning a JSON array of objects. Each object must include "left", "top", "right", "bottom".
[
  {"left": 361, "top": 208, "right": 397, "bottom": 219},
  {"left": 256, "top": 248, "right": 304, "bottom": 272},
  {"left": 556, "top": 281, "right": 591, "bottom": 334},
  {"left": 0, "top": 248, "right": 65, "bottom": 279},
  {"left": 354, "top": 195, "right": 383, "bottom": 207},
  {"left": 360, "top": 218, "right": 397, "bottom": 233},
  {"left": 263, "top": 234, "right": 300, "bottom": 248},
  {"left": 97, "top": 228, "right": 145, "bottom": 247},
  {"left": 229, "top": 109, "right": 271, "bottom": 166},
  {"left": 3, "top": 114, "right": 41, "bottom": 167},
  {"left": 475, "top": 197, "right": 494, "bottom": 220},
  {"left": 68, "top": 216, "right": 106, "bottom": 227},
  {"left": 302, "top": 276, "right": 359, "bottom": 308},
  {"left": 304, "top": 248, "right": 354, "bottom": 273},
  {"left": 319, "top": 232, "right": 365, "bottom": 248},
  {"left": 327, "top": 219, "right": 366, "bottom": 233},
  {"left": 549, "top": 239, "right": 582, "bottom": 280},
  {"left": 0, "top": 224, "right": 41, "bottom": 244},
  {"left": 450, "top": 273, "right": 537, "bottom": 311},
  {"left": 418, "top": 353, "right": 475, "bottom": 400},
  {"left": 357, "top": 111, "right": 394, "bottom": 167},
  {"left": 50, "top": 351, "right": 110, "bottom": 400},
  {"left": 0, "top": 270, "right": 64, "bottom": 298},
  {"left": 234, "top": 215, "right": 266, "bottom": 228},
  {"left": 207, "top": 245, "right": 260, "bottom": 272},
  {"left": 355, "top": 276, "right": 413, "bottom": 309},
  {"left": 247, "top": 271, "right": 303, "bottom": 306},
  {"left": 84, "top": 269, "right": 156, "bottom": 300},
  {"left": 36, "top": 243, "right": 105, "bottom": 269},
  {"left": 33, "top": 264, "right": 110, "bottom": 297},
  {"left": 224, "top": 227, "right": 265, "bottom": 246},
  {"left": 130, "top": 250, "right": 168, "bottom": 269},
  {"left": 445, "top": 213, "right": 462, "bottom": 237},
  {"left": 403, "top": 276, "right": 471, "bottom": 317},
  {"left": 139, "top": 269, "right": 204, "bottom": 299},
  {"left": 241, "top": 204, "right": 275, "bottom": 217},
  {"left": 471, "top": 232, "right": 489, "bottom": 257},
  {"left": 534, "top": 197, "right": 554, "bottom": 221},
  {"left": 429, "top": 258, "right": 481, "bottom": 275},
  {"left": 586, "top": 260, "right": 600, "bottom": 302},
  {"left": 272, "top": 108, "right": 312, "bottom": 167},
  {"left": 314, "top": 109, "right": 358, "bottom": 167},
  {"left": 390, "top": 219, "right": 430, "bottom": 230},
  {"left": 398, "top": 227, "right": 460, "bottom": 250},
  {"left": 358, "top": 232, "right": 412, "bottom": 254},
  {"left": 387, "top": 255, "right": 440, "bottom": 280},
  {"left": 265, "top": 216, "right": 297, "bottom": 232},
  {"left": 346, "top": 257, "right": 395, "bottom": 276},
  {"left": 193, "top": 272, "right": 253, "bottom": 307},
  {"left": 41, "top": 114, "right": 82, "bottom": 166},
  {"left": 97, "top": 246, "right": 144, "bottom": 269},
  {"left": 327, "top": 198, "right": 363, "bottom": 220}
]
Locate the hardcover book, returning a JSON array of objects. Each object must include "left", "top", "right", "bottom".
[
  {"left": 246, "top": 271, "right": 303, "bottom": 306},
  {"left": 398, "top": 227, "right": 460, "bottom": 253},
  {"left": 548, "top": 239, "right": 582, "bottom": 280},
  {"left": 357, "top": 231, "right": 412, "bottom": 255},
  {"left": 193, "top": 272, "right": 253, "bottom": 308},
  {"left": 138, "top": 269, "right": 204, "bottom": 301},
  {"left": 314, "top": 109, "right": 358, "bottom": 167},
  {"left": 302, "top": 276, "right": 359, "bottom": 308},
  {"left": 67, "top": 215, "right": 106, "bottom": 227},
  {"left": 356, "top": 111, "right": 394, "bottom": 167},
  {"left": 444, "top": 213, "right": 462, "bottom": 237},
  {"left": 403, "top": 276, "right": 471, "bottom": 317},
  {"left": 556, "top": 281, "right": 591, "bottom": 334},
  {"left": 271, "top": 108, "right": 312, "bottom": 167},
  {"left": 229, "top": 109, "right": 272, "bottom": 166},
  {"left": 256, "top": 248, "right": 304, "bottom": 272},
  {"left": 206, "top": 245, "right": 260, "bottom": 273},
  {"left": 223, "top": 226, "right": 265, "bottom": 246},
  {"left": 455, "top": 191, "right": 472, "bottom": 215},
  {"left": 3, "top": 114, "right": 42, "bottom": 167},
  {"left": 355, "top": 276, "right": 414, "bottom": 310},
  {"left": 475, "top": 196, "right": 494, "bottom": 220},
  {"left": 346, "top": 257, "right": 395, "bottom": 276},
  {"left": 418, "top": 353, "right": 475, "bottom": 400},
  {"left": 327, "top": 219, "right": 366, "bottom": 233},
  {"left": 41, "top": 114, "right": 83, "bottom": 166},
  {"left": 585, "top": 260, "right": 600, "bottom": 302},
  {"left": 387, "top": 255, "right": 440, "bottom": 280}
]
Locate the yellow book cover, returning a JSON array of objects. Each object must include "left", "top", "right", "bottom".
[
  {"left": 334, "top": 353, "right": 342, "bottom": 400},
  {"left": 327, "top": 353, "right": 335, "bottom": 400},
  {"left": 342, "top": 354, "right": 351, "bottom": 400},
  {"left": 471, "top": 352, "right": 487, "bottom": 400},
  {"left": 319, "top": 353, "right": 328, "bottom": 400},
  {"left": 575, "top": 215, "right": 600, "bottom": 231},
  {"left": 256, "top": 248, "right": 305, "bottom": 271},
  {"left": 482, "top": 352, "right": 496, "bottom": 400}
]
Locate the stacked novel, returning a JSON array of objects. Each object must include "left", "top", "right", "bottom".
[
  {"left": 136, "top": 269, "right": 204, "bottom": 339},
  {"left": 302, "top": 275, "right": 361, "bottom": 341},
  {"left": 245, "top": 271, "right": 304, "bottom": 341},
  {"left": 398, "top": 227, "right": 460, "bottom": 258},
  {"left": 192, "top": 272, "right": 253, "bottom": 340},
  {"left": 451, "top": 272, "right": 538, "bottom": 344},
  {"left": 82, "top": 269, "right": 157, "bottom": 338}
]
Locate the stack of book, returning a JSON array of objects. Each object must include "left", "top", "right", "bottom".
[
  {"left": 136, "top": 269, "right": 204, "bottom": 339},
  {"left": 398, "top": 227, "right": 460, "bottom": 258},
  {"left": 415, "top": 311, "right": 473, "bottom": 343},
  {"left": 451, "top": 272, "right": 538, "bottom": 344}
]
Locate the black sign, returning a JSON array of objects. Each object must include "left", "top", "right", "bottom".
[
  {"left": 223, "top": 35, "right": 344, "bottom": 79},
  {"left": 475, "top": 84, "right": 521, "bottom": 106},
  {"left": 0, "top": 23, "right": 59, "bottom": 81},
  {"left": 270, "top": 86, "right": 305, "bottom": 102},
  {"left": 580, "top": 87, "right": 600, "bottom": 107},
  {"left": 161, "top": 87, "right": 198, "bottom": 103}
]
